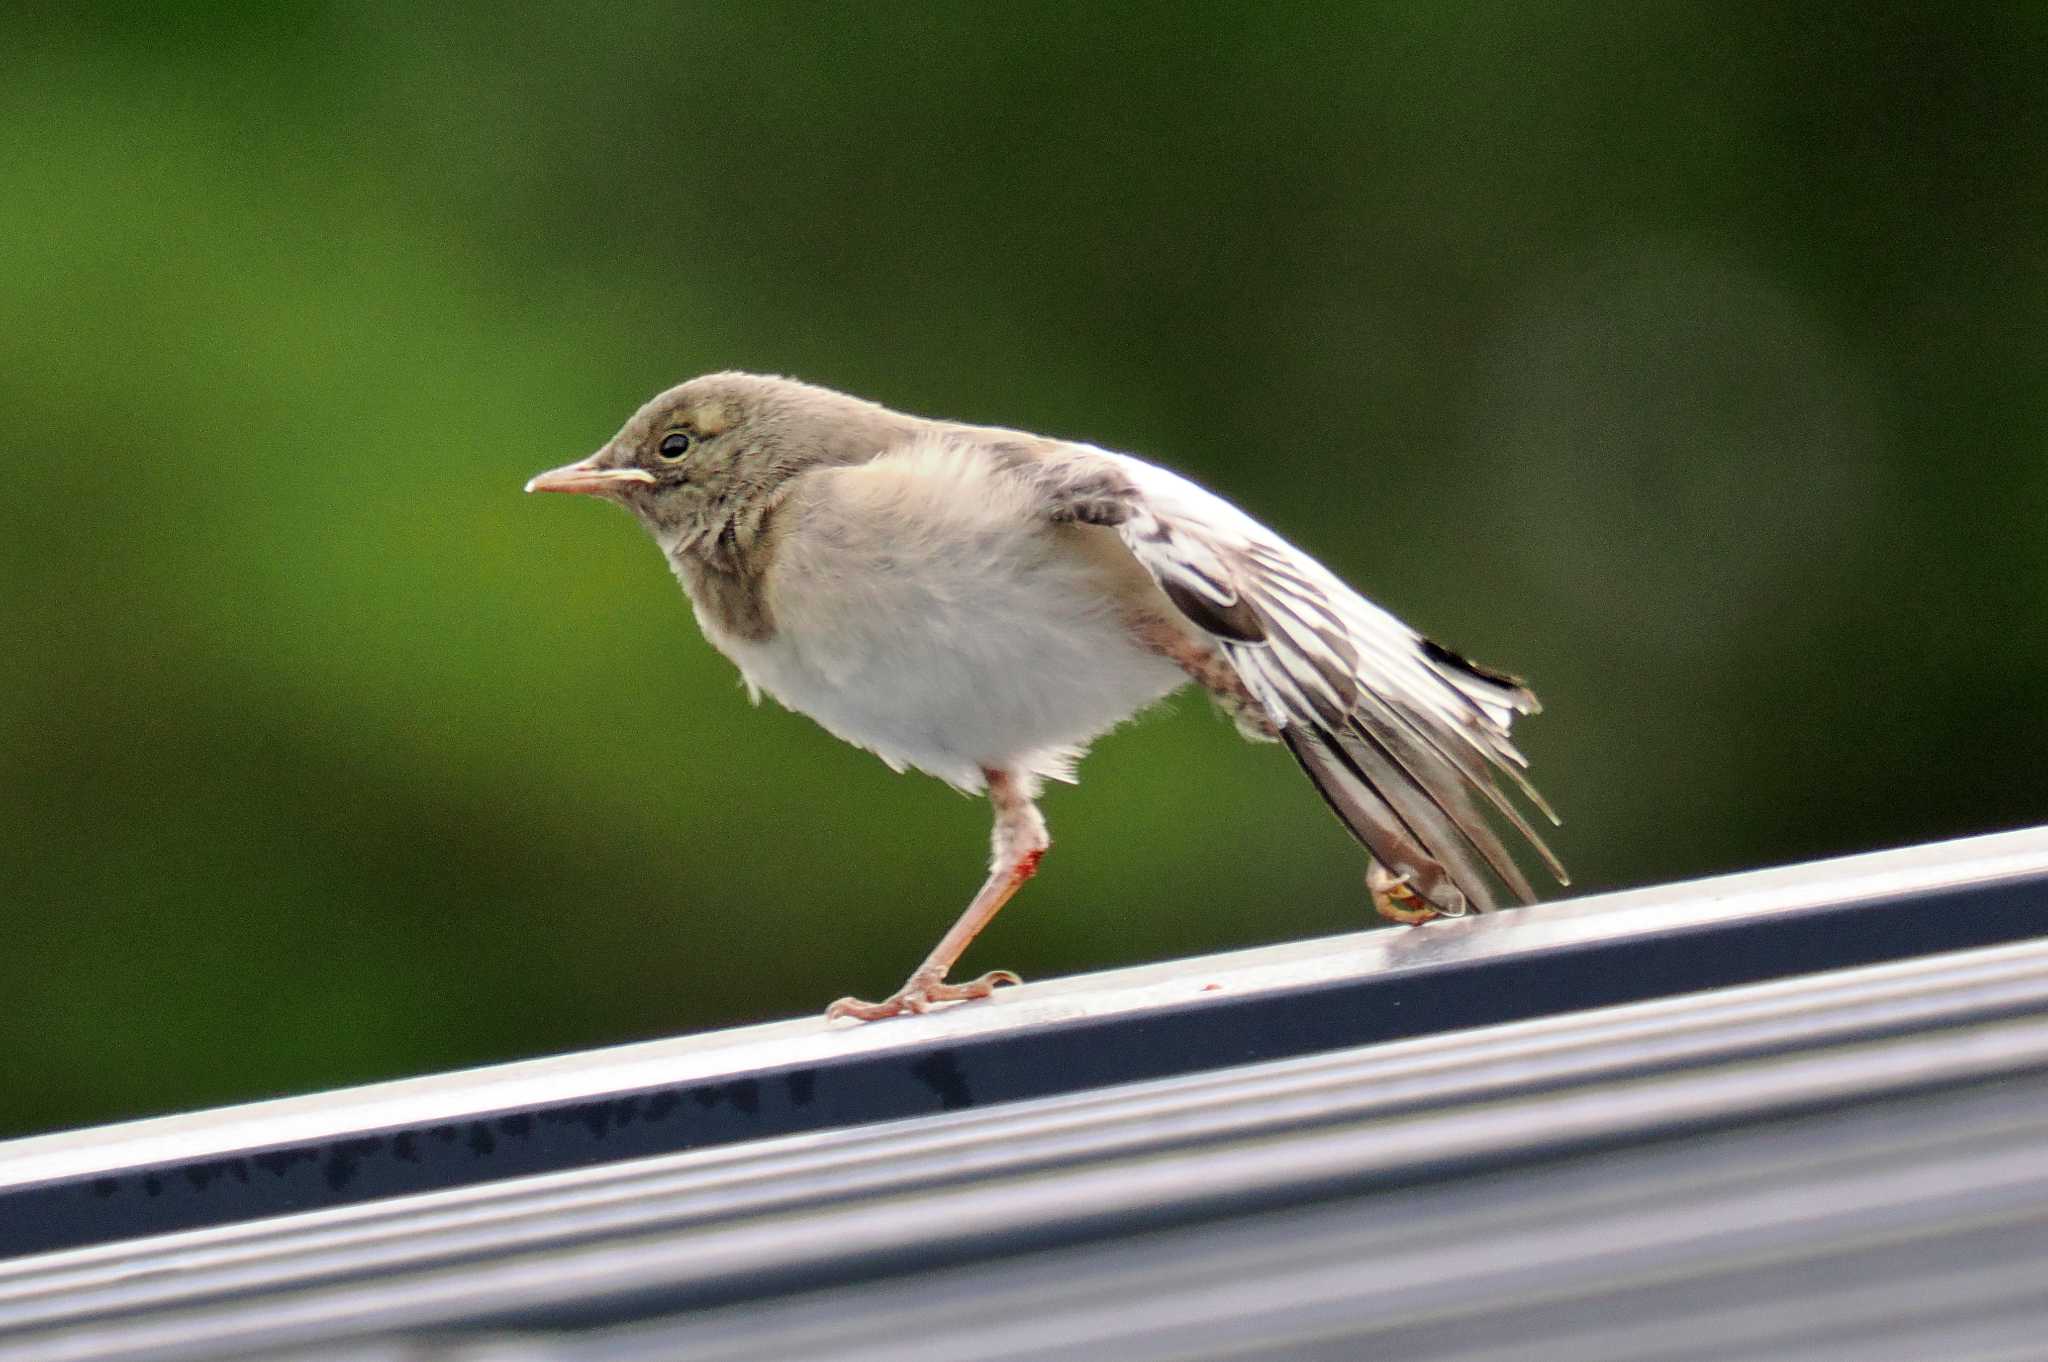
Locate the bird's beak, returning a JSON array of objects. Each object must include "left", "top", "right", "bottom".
[{"left": 524, "top": 455, "right": 657, "bottom": 497}]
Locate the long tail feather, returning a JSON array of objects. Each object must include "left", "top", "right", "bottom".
[
  {"left": 1346, "top": 707, "right": 1537, "bottom": 905},
  {"left": 1279, "top": 727, "right": 1470, "bottom": 913},
  {"left": 1330, "top": 723, "right": 1505, "bottom": 911},
  {"left": 1382, "top": 698, "right": 1570, "bottom": 886}
]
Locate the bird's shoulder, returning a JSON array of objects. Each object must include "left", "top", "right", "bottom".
[
  {"left": 799, "top": 416, "right": 1267, "bottom": 539},
  {"left": 778, "top": 428, "right": 1056, "bottom": 544}
]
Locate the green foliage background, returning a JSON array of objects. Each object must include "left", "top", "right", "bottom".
[{"left": 5, "top": 3, "right": 2045, "bottom": 1138}]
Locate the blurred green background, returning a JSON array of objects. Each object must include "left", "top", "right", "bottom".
[{"left": 4, "top": 3, "right": 2045, "bottom": 1139}]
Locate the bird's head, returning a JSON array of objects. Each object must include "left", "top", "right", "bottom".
[{"left": 525, "top": 371, "right": 913, "bottom": 555}]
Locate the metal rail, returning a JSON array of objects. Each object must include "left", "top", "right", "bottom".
[
  {"left": 7, "top": 923, "right": 2048, "bottom": 1356},
  {"left": 3, "top": 826, "right": 2047, "bottom": 1262}
]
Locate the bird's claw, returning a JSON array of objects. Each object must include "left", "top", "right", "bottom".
[
  {"left": 1368, "top": 864, "right": 1447, "bottom": 925},
  {"left": 825, "top": 968, "right": 1023, "bottom": 1023}
]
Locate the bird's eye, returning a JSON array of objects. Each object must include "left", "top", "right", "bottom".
[{"left": 658, "top": 431, "right": 692, "bottom": 460}]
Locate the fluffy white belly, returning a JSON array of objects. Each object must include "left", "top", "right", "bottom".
[
  {"left": 699, "top": 449, "right": 1188, "bottom": 791},
  {"left": 719, "top": 548, "right": 1183, "bottom": 790}
]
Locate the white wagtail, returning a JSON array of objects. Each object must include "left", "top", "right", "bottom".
[{"left": 528, "top": 374, "right": 1565, "bottom": 1021}]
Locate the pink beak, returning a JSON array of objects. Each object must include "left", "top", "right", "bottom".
[{"left": 524, "top": 455, "right": 657, "bottom": 497}]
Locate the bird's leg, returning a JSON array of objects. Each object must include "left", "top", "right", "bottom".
[
  {"left": 826, "top": 769, "right": 1046, "bottom": 1023},
  {"left": 1368, "top": 862, "right": 1451, "bottom": 924},
  {"left": 1129, "top": 613, "right": 1280, "bottom": 742}
]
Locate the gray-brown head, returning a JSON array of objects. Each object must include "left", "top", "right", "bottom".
[{"left": 525, "top": 372, "right": 915, "bottom": 556}]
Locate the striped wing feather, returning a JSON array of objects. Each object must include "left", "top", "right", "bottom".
[{"left": 1101, "top": 452, "right": 1566, "bottom": 914}]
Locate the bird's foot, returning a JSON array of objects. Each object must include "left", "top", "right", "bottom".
[
  {"left": 1369, "top": 864, "right": 1446, "bottom": 925},
  {"left": 825, "top": 968, "right": 1023, "bottom": 1023}
]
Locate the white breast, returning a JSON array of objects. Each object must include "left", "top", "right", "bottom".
[{"left": 697, "top": 439, "right": 1186, "bottom": 792}]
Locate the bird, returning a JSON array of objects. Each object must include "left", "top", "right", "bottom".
[{"left": 526, "top": 373, "right": 1566, "bottom": 1022}]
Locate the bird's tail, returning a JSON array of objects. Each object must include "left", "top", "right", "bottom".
[{"left": 1281, "top": 641, "right": 1566, "bottom": 915}]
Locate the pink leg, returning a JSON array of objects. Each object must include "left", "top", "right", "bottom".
[
  {"left": 826, "top": 768, "right": 1048, "bottom": 1023},
  {"left": 1128, "top": 612, "right": 1279, "bottom": 741}
]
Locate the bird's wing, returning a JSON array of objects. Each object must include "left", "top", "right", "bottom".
[{"left": 1048, "top": 445, "right": 1565, "bottom": 913}]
